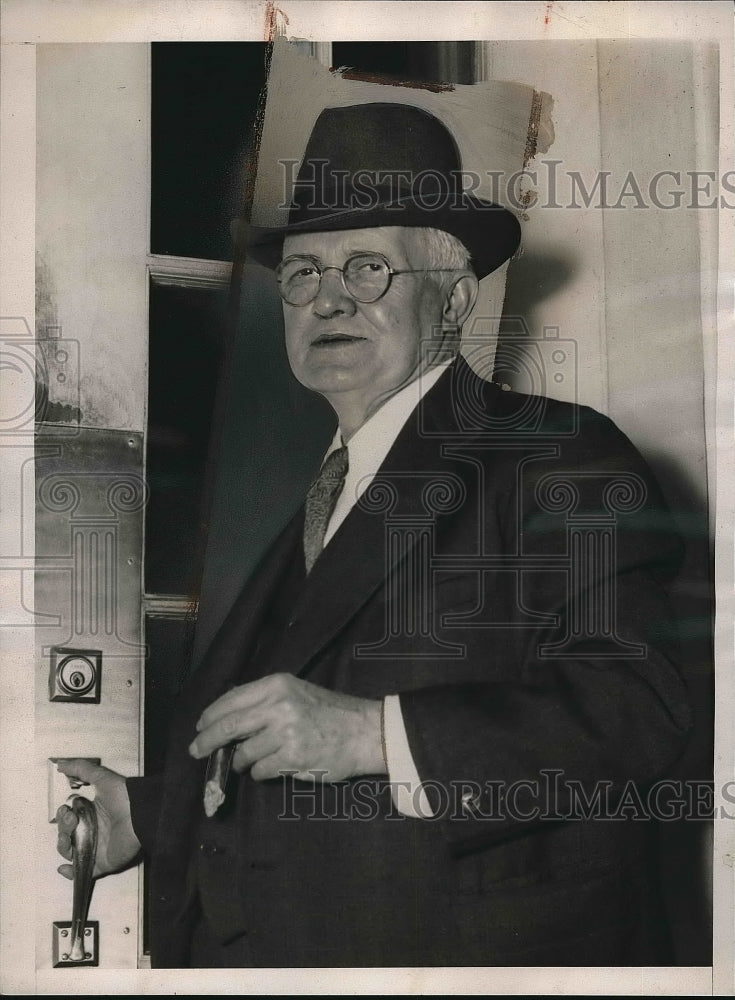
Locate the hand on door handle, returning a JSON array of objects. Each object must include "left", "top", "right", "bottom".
[
  {"left": 55, "top": 759, "right": 142, "bottom": 880},
  {"left": 68, "top": 796, "right": 98, "bottom": 962}
]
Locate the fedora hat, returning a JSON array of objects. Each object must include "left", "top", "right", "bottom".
[{"left": 247, "top": 102, "right": 521, "bottom": 279}]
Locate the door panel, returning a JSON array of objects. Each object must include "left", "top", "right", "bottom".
[
  {"left": 35, "top": 427, "right": 144, "bottom": 967},
  {"left": 35, "top": 43, "right": 149, "bottom": 970}
]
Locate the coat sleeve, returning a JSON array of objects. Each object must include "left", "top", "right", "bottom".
[
  {"left": 126, "top": 774, "right": 165, "bottom": 855},
  {"left": 398, "top": 406, "right": 693, "bottom": 852}
]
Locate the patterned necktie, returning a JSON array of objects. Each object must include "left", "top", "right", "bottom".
[{"left": 303, "top": 445, "right": 349, "bottom": 574}]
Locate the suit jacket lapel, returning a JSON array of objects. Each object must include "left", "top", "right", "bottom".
[
  {"left": 273, "top": 360, "right": 481, "bottom": 678},
  {"left": 202, "top": 357, "right": 507, "bottom": 686},
  {"left": 185, "top": 508, "right": 305, "bottom": 704}
]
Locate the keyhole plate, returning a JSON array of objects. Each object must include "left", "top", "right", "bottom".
[{"left": 49, "top": 647, "right": 102, "bottom": 703}]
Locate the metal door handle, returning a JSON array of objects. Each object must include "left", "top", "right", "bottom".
[{"left": 68, "top": 795, "right": 98, "bottom": 962}]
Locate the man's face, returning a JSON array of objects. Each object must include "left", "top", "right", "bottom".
[{"left": 281, "top": 227, "right": 447, "bottom": 410}]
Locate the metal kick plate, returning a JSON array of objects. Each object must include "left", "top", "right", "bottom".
[{"left": 52, "top": 921, "right": 99, "bottom": 967}]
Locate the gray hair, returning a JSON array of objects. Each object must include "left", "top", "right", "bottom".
[
  {"left": 410, "top": 227, "right": 472, "bottom": 273},
  {"left": 408, "top": 229, "right": 474, "bottom": 360}
]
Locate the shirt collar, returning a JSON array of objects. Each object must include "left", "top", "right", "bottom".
[{"left": 323, "top": 360, "right": 452, "bottom": 478}]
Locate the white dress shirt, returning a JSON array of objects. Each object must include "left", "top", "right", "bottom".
[{"left": 320, "top": 362, "right": 452, "bottom": 818}]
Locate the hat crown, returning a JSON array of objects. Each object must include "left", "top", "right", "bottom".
[
  {"left": 302, "top": 103, "right": 460, "bottom": 179},
  {"left": 291, "top": 103, "right": 461, "bottom": 217}
]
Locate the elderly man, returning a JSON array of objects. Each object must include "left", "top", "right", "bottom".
[{"left": 57, "top": 102, "right": 691, "bottom": 967}]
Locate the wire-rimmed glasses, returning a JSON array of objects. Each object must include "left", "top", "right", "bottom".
[{"left": 276, "top": 252, "right": 455, "bottom": 306}]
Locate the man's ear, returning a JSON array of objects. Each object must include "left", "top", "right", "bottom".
[{"left": 443, "top": 273, "right": 479, "bottom": 328}]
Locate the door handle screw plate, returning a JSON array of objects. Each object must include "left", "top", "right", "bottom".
[{"left": 52, "top": 920, "right": 99, "bottom": 967}]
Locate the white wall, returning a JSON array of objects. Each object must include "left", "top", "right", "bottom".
[
  {"left": 36, "top": 43, "right": 149, "bottom": 432},
  {"left": 485, "top": 41, "right": 609, "bottom": 414},
  {"left": 484, "top": 39, "right": 712, "bottom": 516}
]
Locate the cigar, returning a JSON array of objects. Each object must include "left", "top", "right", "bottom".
[{"left": 203, "top": 743, "right": 237, "bottom": 818}]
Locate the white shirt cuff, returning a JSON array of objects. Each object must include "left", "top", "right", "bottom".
[{"left": 383, "top": 694, "right": 435, "bottom": 819}]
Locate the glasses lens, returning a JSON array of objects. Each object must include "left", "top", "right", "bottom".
[
  {"left": 344, "top": 254, "right": 391, "bottom": 302},
  {"left": 276, "top": 253, "right": 392, "bottom": 305},
  {"left": 277, "top": 257, "right": 321, "bottom": 305}
]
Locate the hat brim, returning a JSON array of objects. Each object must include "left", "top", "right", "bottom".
[{"left": 245, "top": 194, "right": 521, "bottom": 280}]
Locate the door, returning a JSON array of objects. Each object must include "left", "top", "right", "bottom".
[
  {"left": 35, "top": 42, "right": 150, "bottom": 969},
  {"left": 34, "top": 40, "right": 271, "bottom": 969}
]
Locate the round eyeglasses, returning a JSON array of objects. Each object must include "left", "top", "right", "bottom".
[{"left": 275, "top": 252, "right": 455, "bottom": 306}]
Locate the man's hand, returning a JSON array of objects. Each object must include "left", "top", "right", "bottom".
[
  {"left": 55, "top": 759, "right": 142, "bottom": 880},
  {"left": 189, "top": 673, "right": 385, "bottom": 782}
]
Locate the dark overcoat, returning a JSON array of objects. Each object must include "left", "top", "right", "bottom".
[{"left": 128, "top": 356, "right": 692, "bottom": 967}]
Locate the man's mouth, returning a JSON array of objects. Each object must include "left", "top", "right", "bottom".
[{"left": 311, "top": 333, "right": 366, "bottom": 347}]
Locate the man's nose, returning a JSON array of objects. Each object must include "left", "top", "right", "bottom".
[{"left": 312, "top": 267, "right": 357, "bottom": 319}]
